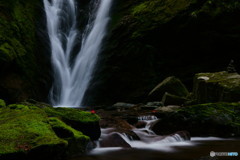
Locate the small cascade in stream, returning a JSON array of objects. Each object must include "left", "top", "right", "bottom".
[
  {"left": 44, "top": 0, "right": 112, "bottom": 107},
  {"left": 92, "top": 115, "right": 192, "bottom": 154}
]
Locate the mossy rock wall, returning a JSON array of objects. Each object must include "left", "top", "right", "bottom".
[
  {"left": 152, "top": 102, "right": 240, "bottom": 137},
  {"left": 193, "top": 71, "right": 240, "bottom": 103},
  {"left": 0, "top": 0, "right": 51, "bottom": 103},
  {"left": 84, "top": 0, "right": 240, "bottom": 105}
]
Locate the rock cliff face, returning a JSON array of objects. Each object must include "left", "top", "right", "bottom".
[
  {"left": 84, "top": 0, "right": 240, "bottom": 105},
  {"left": 0, "top": 0, "right": 50, "bottom": 103}
]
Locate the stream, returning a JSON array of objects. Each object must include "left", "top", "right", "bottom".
[{"left": 71, "top": 115, "right": 240, "bottom": 160}]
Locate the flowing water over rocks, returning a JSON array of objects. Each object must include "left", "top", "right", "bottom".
[{"left": 71, "top": 104, "right": 240, "bottom": 160}]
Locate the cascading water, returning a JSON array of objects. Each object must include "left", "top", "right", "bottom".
[
  {"left": 91, "top": 115, "right": 191, "bottom": 154},
  {"left": 44, "top": 0, "right": 112, "bottom": 107}
]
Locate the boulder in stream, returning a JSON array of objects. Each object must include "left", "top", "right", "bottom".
[
  {"left": 148, "top": 76, "right": 189, "bottom": 101},
  {"left": 43, "top": 107, "right": 101, "bottom": 141},
  {"left": 99, "top": 133, "right": 131, "bottom": 148}
]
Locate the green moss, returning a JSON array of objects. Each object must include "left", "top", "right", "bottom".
[
  {"left": 48, "top": 117, "right": 91, "bottom": 155},
  {"left": 44, "top": 107, "right": 100, "bottom": 123},
  {"left": 0, "top": 105, "right": 67, "bottom": 155},
  {"left": 179, "top": 102, "right": 240, "bottom": 126},
  {"left": 8, "top": 104, "right": 30, "bottom": 110},
  {"left": 196, "top": 71, "right": 240, "bottom": 89},
  {"left": 196, "top": 0, "right": 240, "bottom": 17},
  {"left": 194, "top": 71, "right": 240, "bottom": 103},
  {"left": 149, "top": 76, "right": 189, "bottom": 101},
  {"left": 0, "top": 0, "right": 36, "bottom": 63},
  {"left": 0, "top": 42, "right": 16, "bottom": 61},
  {"left": 153, "top": 102, "right": 240, "bottom": 136},
  {"left": 0, "top": 0, "right": 42, "bottom": 102},
  {"left": 0, "top": 99, "right": 6, "bottom": 108},
  {"left": 130, "top": 0, "right": 192, "bottom": 38},
  {"left": 48, "top": 117, "right": 89, "bottom": 140}
]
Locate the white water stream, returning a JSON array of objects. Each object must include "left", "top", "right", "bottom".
[
  {"left": 44, "top": 0, "right": 112, "bottom": 107},
  {"left": 91, "top": 116, "right": 192, "bottom": 154},
  {"left": 90, "top": 116, "right": 231, "bottom": 155}
]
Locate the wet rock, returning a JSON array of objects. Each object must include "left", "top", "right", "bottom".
[
  {"left": 135, "top": 121, "right": 147, "bottom": 128},
  {"left": 148, "top": 76, "right": 189, "bottom": 101},
  {"left": 125, "top": 116, "right": 139, "bottom": 125},
  {"left": 140, "top": 106, "right": 158, "bottom": 110},
  {"left": 155, "top": 105, "right": 180, "bottom": 112},
  {"left": 113, "top": 102, "right": 135, "bottom": 108},
  {"left": 100, "top": 119, "right": 140, "bottom": 141},
  {"left": 193, "top": 71, "right": 240, "bottom": 103},
  {"left": 146, "top": 101, "right": 163, "bottom": 107},
  {"left": 99, "top": 133, "right": 131, "bottom": 148}
]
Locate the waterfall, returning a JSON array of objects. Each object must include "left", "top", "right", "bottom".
[{"left": 44, "top": 0, "right": 112, "bottom": 107}]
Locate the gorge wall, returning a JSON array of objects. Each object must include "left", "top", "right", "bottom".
[
  {"left": 1, "top": 0, "right": 240, "bottom": 106},
  {"left": 0, "top": 0, "right": 50, "bottom": 103},
  {"left": 84, "top": 0, "right": 240, "bottom": 105}
]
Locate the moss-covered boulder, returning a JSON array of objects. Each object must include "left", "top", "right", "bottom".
[
  {"left": 44, "top": 107, "right": 101, "bottom": 141},
  {"left": 151, "top": 102, "right": 240, "bottom": 137},
  {"left": 0, "top": 104, "right": 67, "bottom": 160},
  {"left": 193, "top": 71, "right": 240, "bottom": 103},
  {"left": 0, "top": 104, "right": 95, "bottom": 160},
  {"left": 48, "top": 117, "right": 90, "bottom": 156},
  {"left": 148, "top": 76, "right": 189, "bottom": 102}
]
